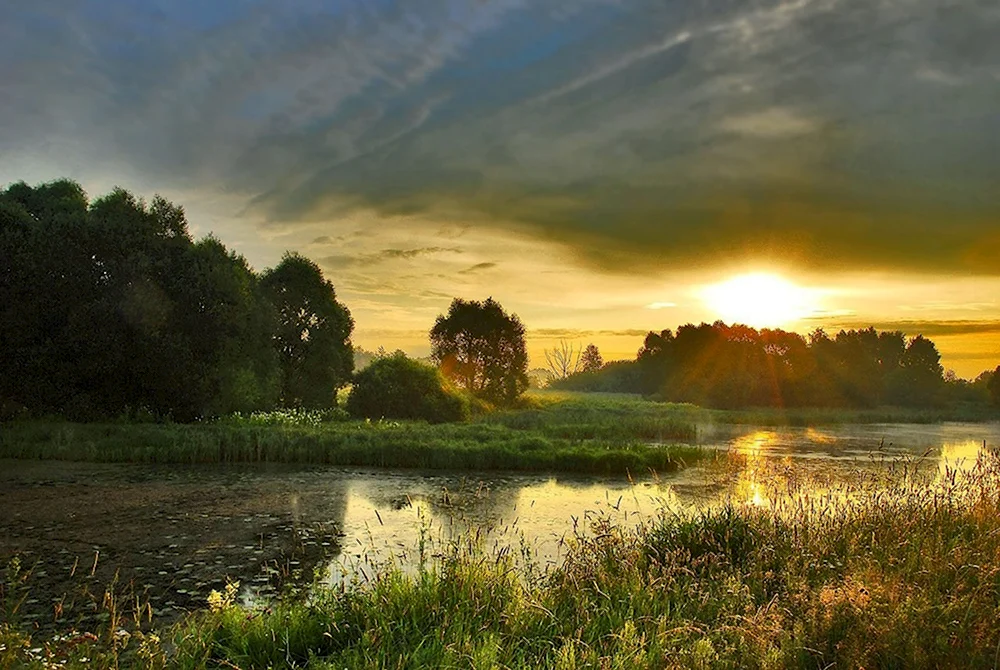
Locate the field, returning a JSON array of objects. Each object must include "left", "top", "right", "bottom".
[{"left": 4, "top": 448, "right": 1000, "bottom": 668}]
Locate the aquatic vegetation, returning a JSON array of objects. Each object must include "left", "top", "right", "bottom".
[
  {"left": 0, "top": 393, "right": 703, "bottom": 474},
  {"left": 5, "top": 451, "right": 1000, "bottom": 668}
]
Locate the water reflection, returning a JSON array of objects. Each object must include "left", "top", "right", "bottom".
[
  {"left": 3, "top": 420, "right": 1000, "bottom": 626},
  {"left": 938, "top": 439, "right": 989, "bottom": 478}
]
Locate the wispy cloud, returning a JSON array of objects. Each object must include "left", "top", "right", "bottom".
[{"left": 458, "top": 262, "right": 497, "bottom": 275}]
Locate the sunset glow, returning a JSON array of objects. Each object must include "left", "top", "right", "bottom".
[{"left": 702, "top": 274, "right": 820, "bottom": 328}]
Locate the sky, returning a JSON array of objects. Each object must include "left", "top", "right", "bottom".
[{"left": 2, "top": 0, "right": 999, "bottom": 377}]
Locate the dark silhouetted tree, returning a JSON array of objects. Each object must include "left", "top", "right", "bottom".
[
  {"left": 261, "top": 253, "right": 354, "bottom": 408},
  {"left": 987, "top": 366, "right": 1000, "bottom": 407},
  {"left": 0, "top": 179, "right": 280, "bottom": 420},
  {"left": 430, "top": 297, "right": 528, "bottom": 406},
  {"left": 346, "top": 351, "right": 469, "bottom": 423},
  {"left": 581, "top": 343, "right": 603, "bottom": 372}
]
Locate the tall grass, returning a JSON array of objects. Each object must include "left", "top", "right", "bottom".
[
  {"left": 0, "top": 418, "right": 702, "bottom": 474},
  {"left": 7, "top": 451, "right": 1000, "bottom": 668}
]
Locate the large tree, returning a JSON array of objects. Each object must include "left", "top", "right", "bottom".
[
  {"left": 430, "top": 297, "right": 528, "bottom": 406},
  {"left": 261, "top": 253, "right": 354, "bottom": 408},
  {"left": 0, "top": 179, "right": 280, "bottom": 420},
  {"left": 987, "top": 366, "right": 1000, "bottom": 407},
  {"left": 580, "top": 343, "right": 603, "bottom": 372}
]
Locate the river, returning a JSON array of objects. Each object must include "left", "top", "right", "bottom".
[{"left": 2, "top": 421, "right": 999, "bottom": 631}]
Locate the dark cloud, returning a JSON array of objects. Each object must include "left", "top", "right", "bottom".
[
  {"left": 825, "top": 320, "right": 1000, "bottom": 338},
  {"left": 379, "top": 247, "right": 462, "bottom": 260},
  {"left": 532, "top": 328, "right": 649, "bottom": 338},
  {"left": 3, "top": 0, "right": 999, "bottom": 274},
  {"left": 320, "top": 247, "right": 462, "bottom": 268},
  {"left": 458, "top": 262, "right": 497, "bottom": 275}
]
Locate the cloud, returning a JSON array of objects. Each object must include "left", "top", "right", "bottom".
[
  {"left": 532, "top": 328, "right": 649, "bottom": 339},
  {"left": 321, "top": 246, "right": 462, "bottom": 268},
  {"left": 646, "top": 302, "right": 677, "bottom": 310},
  {"left": 377, "top": 247, "right": 462, "bottom": 260},
  {"left": 3, "top": 0, "right": 999, "bottom": 275},
  {"left": 458, "top": 262, "right": 497, "bottom": 275},
  {"left": 828, "top": 320, "right": 1000, "bottom": 338}
]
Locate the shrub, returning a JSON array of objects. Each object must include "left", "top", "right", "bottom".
[{"left": 346, "top": 353, "right": 470, "bottom": 423}]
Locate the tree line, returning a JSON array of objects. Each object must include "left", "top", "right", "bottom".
[
  {"left": 0, "top": 180, "right": 531, "bottom": 423},
  {"left": 557, "top": 321, "right": 1000, "bottom": 409},
  {"left": 3, "top": 179, "right": 996, "bottom": 422},
  {"left": 1, "top": 180, "right": 353, "bottom": 420}
]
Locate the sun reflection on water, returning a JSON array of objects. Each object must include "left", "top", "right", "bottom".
[{"left": 938, "top": 440, "right": 987, "bottom": 478}]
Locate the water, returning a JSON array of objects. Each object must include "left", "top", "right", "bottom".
[{"left": 3, "top": 422, "right": 999, "bottom": 628}]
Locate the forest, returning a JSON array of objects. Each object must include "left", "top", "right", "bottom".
[{"left": 556, "top": 322, "right": 999, "bottom": 409}]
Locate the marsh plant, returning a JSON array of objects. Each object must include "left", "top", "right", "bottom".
[{"left": 5, "top": 450, "right": 1000, "bottom": 668}]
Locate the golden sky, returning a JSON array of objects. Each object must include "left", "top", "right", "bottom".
[{"left": 3, "top": 0, "right": 998, "bottom": 378}]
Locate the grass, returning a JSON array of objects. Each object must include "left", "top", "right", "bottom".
[
  {"left": 0, "top": 393, "right": 701, "bottom": 474},
  {"left": 4, "top": 390, "right": 996, "bottom": 472},
  {"left": 5, "top": 451, "right": 1000, "bottom": 668},
  {"left": 706, "top": 402, "right": 1000, "bottom": 426}
]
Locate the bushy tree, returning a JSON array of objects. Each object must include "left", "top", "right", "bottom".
[
  {"left": 630, "top": 321, "right": 948, "bottom": 409},
  {"left": 988, "top": 366, "right": 1000, "bottom": 407},
  {"left": 346, "top": 352, "right": 469, "bottom": 423},
  {"left": 261, "top": 253, "right": 354, "bottom": 409},
  {"left": 0, "top": 179, "right": 281, "bottom": 420},
  {"left": 430, "top": 297, "right": 528, "bottom": 406},
  {"left": 581, "top": 343, "right": 603, "bottom": 372}
]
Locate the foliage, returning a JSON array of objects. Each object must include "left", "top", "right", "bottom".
[
  {"left": 0, "top": 179, "right": 355, "bottom": 421},
  {"left": 430, "top": 297, "right": 529, "bottom": 406},
  {"left": 575, "top": 322, "right": 953, "bottom": 409},
  {"left": 0, "top": 180, "right": 281, "bottom": 421},
  {"left": 11, "top": 452, "right": 1000, "bottom": 668},
  {"left": 172, "top": 452, "right": 1000, "bottom": 668},
  {"left": 221, "top": 407, "right": 350, "bottom": 427},
  {"left": 0, "top": 393, "right": 703, "bottom": 473},
  {"left": 261, "top": 253, "right": 354, "bottom": 409},
  {"left": 580, "top": 343, "right": 603, "bottom": 372},
  {"left": 346, "top": 351, "right": 470, "bottom": 423},
  {"left": 988, "top": 366, "right": 1000, "bottom": 407},
  {"left": 553, "top": 360, "right": 644, "bottom": 393}
]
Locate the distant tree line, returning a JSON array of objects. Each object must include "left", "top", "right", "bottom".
[
  {"left": 4, "top": 179, "right": 996, "bottom": 422},
  {"left": 556, "top": 322, "right": 999, "bottom": 409},
  {"left": 0, "top": 180, "right": 353, "bottom": 421}
]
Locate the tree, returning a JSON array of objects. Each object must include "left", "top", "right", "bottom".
[
  {"left": 545, "top": 340, "right": 581, "bottom": 379},
  {"left": 0, "top": 179, "right": 282, "bottom": 420},
  {"left": 260, "top": 253, "right": 354, "bottom": 408},
  {"left": 988, "top": 366, "right": 1000, "bottom": 407},
  {"left": 430, "top": 297, "right": 528, "bottom": 406},
  {"left": 581, "top": 343, "right": 603, "bottom": 372},
  {"left": 886, "top": 335, "right": 944, "bottom": 406},
  {"left": 346, "top": 352, "right": 469, "bottom": 423}
]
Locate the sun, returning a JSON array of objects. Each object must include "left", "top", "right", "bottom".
[{"left": 701, "top": 273, "right": 819, "bottom": 328}]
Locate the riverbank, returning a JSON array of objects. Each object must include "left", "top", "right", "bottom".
[
  {"left": 4, "top": 450, "right": 1000, "bottom": 668},
  {"left": 0, "top": 394, "right": 701, "bottom": 474},
  {"left": 3, "top": 392, "right": 996, "bottom": 472}
]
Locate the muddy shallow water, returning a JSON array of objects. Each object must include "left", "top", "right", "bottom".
[{"left": 3, "top": 421, "right": 999, "bottom": 633}]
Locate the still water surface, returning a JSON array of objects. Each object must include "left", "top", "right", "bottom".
[{"left": 2, "top": 422, "right": 999, "bottom": 626}]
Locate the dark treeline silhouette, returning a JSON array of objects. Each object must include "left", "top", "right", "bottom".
[
  {"left": 555, "top": 321, "right": 987, "bottom": 409},
  {"left": 0, "top": 180, "right": 353, "bottom": 421}
]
